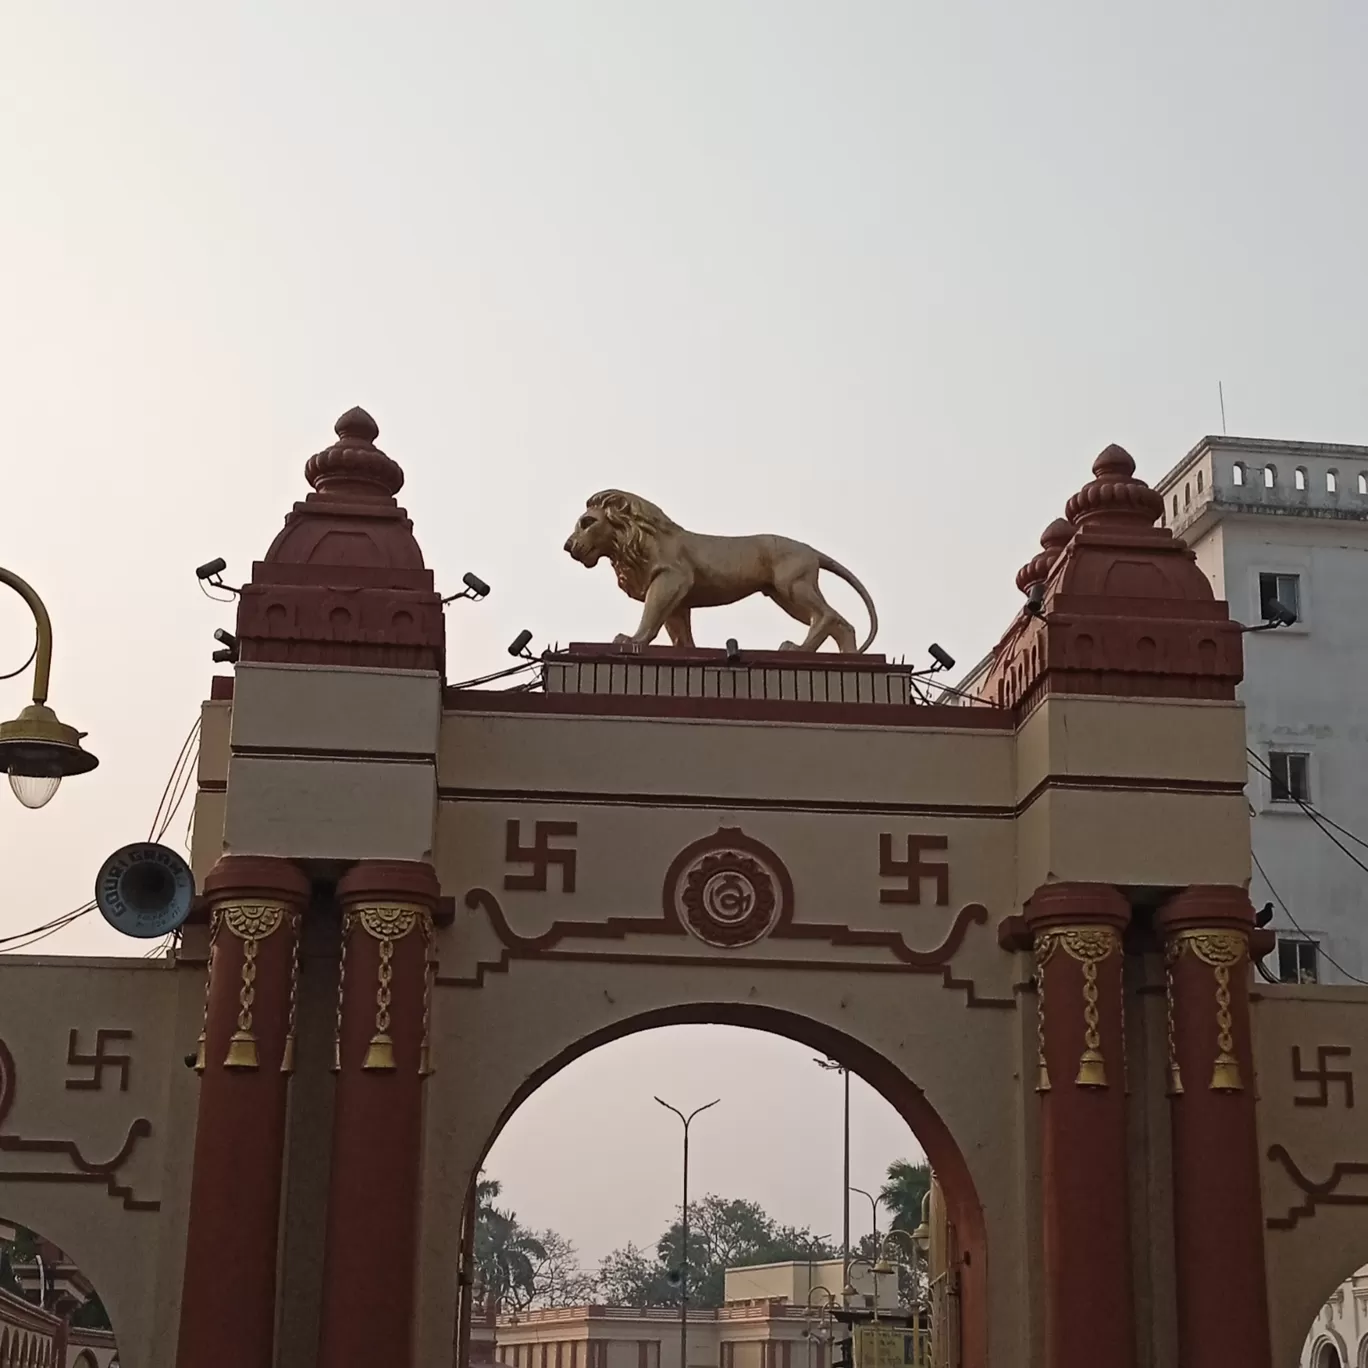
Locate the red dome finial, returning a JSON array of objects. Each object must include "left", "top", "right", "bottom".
[
  {"left": 1015, "top": 518, "right": 1076, "bottom": 596},
  {"left": 1064, "top": 443, "right": 1163, "bottom": 528},
  {"left": 303, "top": 406, "right": 404, "bottom": 499}
]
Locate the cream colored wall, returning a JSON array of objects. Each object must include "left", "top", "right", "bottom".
[
  {"left": 0, "top": 956, "right": 204, "bottom": 1368},
  {"left": 1252, "top": 985, "right": 1368, "bottom": 1366},
  {"left": 221, "top": 663, "right": 441, "bottom": 863},
  {"left": 1013, "top": 695, "right": 1250, "bottom": 899}
]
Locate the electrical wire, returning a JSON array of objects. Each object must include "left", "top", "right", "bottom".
[
  {"left": 449, "top": 659, "right": 541, "bottom": 690},
  {"left": 1250, "top": 847, "right": 1368, "bottom": 985},
  {"left": 196, "top": 578, "right": 237, "bottom": 605},
  {"left": 1246, "top": 748, "right": 1368, "bottom": 877},
  {"left": 1, "top": 714, "right": 202, "bottom": 954},
  {"left": 0, "top": 634, "right": 37, "bottom": 681}
]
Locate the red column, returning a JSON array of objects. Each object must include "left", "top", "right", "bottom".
[
  {"left": 1025, "top": 882, "right": 1135, "bottom": 1368},
  {"left": 317, "top": 860, "right": 439, "bottom": 1368},
  {"left": 176, "top": 855, "right": 309, "bottom": 1368},
  {"left": 1158, "top": 886, "right": 1271, "bottom": 1368}
]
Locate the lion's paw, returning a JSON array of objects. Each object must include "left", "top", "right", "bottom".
[{"left": 779, "top": 640, "right": 801, "bottom": 651}]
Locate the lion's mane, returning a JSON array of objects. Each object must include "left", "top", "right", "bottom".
[{"left": 584, "top": 489, "right": 683, "bottom": 598}]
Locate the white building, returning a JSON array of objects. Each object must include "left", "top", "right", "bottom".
[
  {"left": 1156, "top": 436, "right": 1368, "bottom": 1368},
  {"left": 1156, "top": 435, "right": 1368, "bottom": 989}
]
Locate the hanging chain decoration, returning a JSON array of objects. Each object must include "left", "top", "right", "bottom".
[
  {"left": 1034, "top": 935, "right": 1058, "bottom": 1092},
  {"left": 219, "top": 903, "right": 286, "bottom": 1070},
  {"left": 1168, "top": 929, "right": 1247, "bottom": 1092},
  {"left": 1163, "top": 938, "right": 1185, "bottom": 1095},
  {"left": 193, "top": 909, "right": 222, "bottom": 1074},
  {"left": 335, "top": 904, "right": 432, "bottom": 1073},
  {"left": 1034, "top": 926, "right": 1121, "bottom": 1089},
  {"left": 280, "top": 909, "right": 303, "bottom": 1075},
  {"left": 419, "top": 916, "right": 437, "bottom": 1079},
  {"left": 332, "top": 914, "right": 350, "bottom": 1074}
]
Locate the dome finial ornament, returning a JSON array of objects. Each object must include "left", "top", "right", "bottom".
[
  {"left": 335, "top": 406, "right": 380, "bottom": 445},
  {"left": 304, "top": 406, "right": 404, "bottom": 498}
]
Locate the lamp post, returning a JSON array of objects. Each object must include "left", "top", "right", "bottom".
[
  {"left": 814, "top": 1058, "right": 850, "bottom": 1303},
  {"left": 849, "top": 1186, "right": 883, "bottom": 1251},
  {"left": 0, "top": 568, "right": 97, "bottom": 808},
  {"left": 655, "top": 1096, "right": 720, "bottom": 1368}
]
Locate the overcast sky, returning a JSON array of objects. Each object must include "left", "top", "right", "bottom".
[{"left": 3, "top": 2, "right": 1366, "bottom": 1261}]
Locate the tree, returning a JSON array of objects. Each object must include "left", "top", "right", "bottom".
[
  {"left": 596, "top": 1242, "right": 678, "bottom": 1308},
  {"left": 880, "top": 1160, "right": 931, "bottom": 1239},
  {"left": 476, "top": 1205, "right": 548, "bottom": 1311},
  {"left": 525, "top": 1229, "right": 596, "bottom": 1309},
  {"left": 601, "top": 1196, "right": 837, "bottom": 1310}
]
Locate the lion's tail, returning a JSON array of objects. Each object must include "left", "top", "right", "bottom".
[{"left": 817, "top": 554, "right": 879, "bottom": 654}]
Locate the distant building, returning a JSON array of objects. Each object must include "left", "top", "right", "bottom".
[
  {"left": 482, "top": 1261, "right": 893, "bottom": 1368},
  {"left": 1155, "top": 434, "right": 1368, "bottom": 986},
  {"left": 1155, "top": 436, "right": 1368, "bottom": 1366}
]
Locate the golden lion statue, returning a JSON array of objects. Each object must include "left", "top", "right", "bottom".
[{"left": 564, "top": 490, "right": 878, "bottom": 653}]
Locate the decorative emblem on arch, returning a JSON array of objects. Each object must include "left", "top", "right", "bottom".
[{"left": 662, "top": 828, "right": 794, "bottom": 949}]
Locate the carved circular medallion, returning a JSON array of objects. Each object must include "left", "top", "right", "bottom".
[{"left": 664, "top": 829, "right": 793, "bottom": 948}]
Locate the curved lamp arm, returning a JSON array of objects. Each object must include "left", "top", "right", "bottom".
[{"left": 0, "top": 567, "right": 53, "bottom": 704}]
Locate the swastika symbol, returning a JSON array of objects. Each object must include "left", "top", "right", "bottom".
[
  {"left": 878, "top": 834, "right": 949, "bottom": 906},
  {"left": 1291, "top": 1045, "right": 1354, "bottom": 1108},
  {"left": 65, "top": 1029, "right": 133, "bottom": 1092},
  {"left": 504, "top": 820, "right": 578, "bottom": 894}
]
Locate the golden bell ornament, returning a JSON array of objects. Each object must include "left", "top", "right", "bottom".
[
  {"left": 1075, "top": 1048, "right": 1107, "bottom": 1089},
  {"left": 280, "top": 1035, "right": 296, "bottom": 1075},
  {"left": 1210, "top": 1052, "right": 1243, "bottom": 1092},
  {"left": 224, "top": 1031, "right": 260, "bottom": 1070},
  {"left": 193, "top": 1032, "right": 207, "bottom": 1074},
  {"left": 362, "top": 1032, "right": 397, "bottom": 1072}
]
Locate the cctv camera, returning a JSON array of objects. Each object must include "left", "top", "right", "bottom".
[
  {"left": 1268, "top": 600, "right": 1298, "bottom": 627},
  {"left": 196, "top": 557, "right": 228, "bottom": 582},
  {"left": 725, "top": 638, "right": 741, "bottom": 665},
  {"left": 1024, "top": 582, "right": 1046, "bottom": 619},
  {"left": 508, "top": 630, "right": 534, "bottom": 658},
  {"left": 927, "top": 643, "right": 956, "bottom": 673},
  {"left": 463, "top": 572, "right": 491, "bottom": 599}
]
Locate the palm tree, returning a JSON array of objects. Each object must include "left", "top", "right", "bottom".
[
  {"left": 476, "top": 1206, "right": 547, "bottom": 1312},
  {"left": 880, "top": 1159, "right": 931, "bottom": 1238}
]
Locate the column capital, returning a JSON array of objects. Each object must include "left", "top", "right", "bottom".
[
  {"left": 203, "top": 855, "right": 311, "bottom": 904},
  {"left": 1157, "top": 884, "right": 1256, "bottom": 938},
  {"left": 1024, "top": 880, "right": 1131, "bottom": 936},
  {"left": 336, "top": 859, "right": 440, "bottom": 910}
]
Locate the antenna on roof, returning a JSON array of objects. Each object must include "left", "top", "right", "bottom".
[{"left": 1218, "top": 381, "right": 1227, "bottom": 436}]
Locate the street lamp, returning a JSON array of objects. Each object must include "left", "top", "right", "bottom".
[
  {"left": 0, "top": 569, "right": 97, "bottom": 808},
  {"left": 849, "top": 1186, "right": 883, "bottom": 1250},
  {"left": 655, "top": 1096, "right": 720, "bottom": 1368},
  {"left": 814, "top": 1058, "right": 850, "bottom": 1304}
]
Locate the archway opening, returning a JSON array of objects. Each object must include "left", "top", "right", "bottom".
[
  {"left": 0, "top": 1218, "right": 120, "bottom": 1367},
  {"left": 1294, "top": 1260, "right": 1368, "bottom": 1368},
  {"left": 456, "top": 1007, "right": 986, "bottom": 1368}
]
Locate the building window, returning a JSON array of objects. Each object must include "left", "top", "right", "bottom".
[
  {"left": 1268, "top": 749, "right": 1310, "bottom": 804},
  {"left": 1359, "top": 473, "right": 1367, "bottom": 495},
  {"left": 1327, "top": 469, "right": 1339, "bottom": 493},
  {"left": 1259, "top": 571, "right": 1300, "bottom": 623},
  {"left": 1197, "top": 471, "right": 1204, "bottom": 493},
  {"left": 1172, "top": 494, "right": 1178, "bottom": 516},
  {"left": 1295, "top": 466, "right": 1307, "bottom": 490},
  {"left": 1233, "top": 461, "right": 1245, "bottom": 486},
  {"left": 1278, "top": 937, "right": 1320, "bottom": 984},
  {"left": 1264, "top": 464, "right": 1277, "bottom": 488},
  {"left": 1184, "top": 482, "right": 1191, "bottom": 508}
]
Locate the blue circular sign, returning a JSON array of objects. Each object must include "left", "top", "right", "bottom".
[{"left": 95, "top": 842, "right": 196, "bottom": 939}]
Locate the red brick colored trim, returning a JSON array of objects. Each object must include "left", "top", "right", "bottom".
[{"left": 443, "top": 689, "right": 1013, "bottom": 730}]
